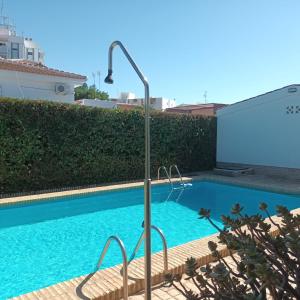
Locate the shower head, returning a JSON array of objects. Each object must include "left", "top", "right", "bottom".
[{"left": 104, "top": 69, "right": 113, "bottom": 84}]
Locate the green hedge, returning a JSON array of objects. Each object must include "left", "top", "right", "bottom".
[{"left": 0, "top": 98, "right": 216, "bottom": 194}]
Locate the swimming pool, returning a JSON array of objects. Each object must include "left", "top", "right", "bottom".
[{"left": 1, "top": 180, "right": 300, "bottom": 298}]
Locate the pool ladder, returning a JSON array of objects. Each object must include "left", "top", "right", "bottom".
[
  {"left": 158, "top": 166, "right": 173, "bottom": 187},
  {"left": 95, "top": 224, "right": 168, "bottom": 300},
  {"left": 95, "top": 236, "right": 128, "bottom": 299},
  {"left": 158, "top": 164, "right": 184, "bottom": 188},
  {"left": 128, "top": 222, "right": 168, "bottom": 273}
]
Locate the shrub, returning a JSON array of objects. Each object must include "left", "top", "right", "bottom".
[
  {"left": 0, "top": 98, "right": 216, "bottom": 194},
  {"left": 165, "top": 204, "right": 300, "bottom": 299}
]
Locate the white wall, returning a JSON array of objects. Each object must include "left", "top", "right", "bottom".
[
  {"left": 161, "top": 97, "right": 176, "bottom": 110},
  {"left": 125, "top": 97, "right": 176, "bottom": 110},
  {"left": 0, "top": 69, "right": 84, "bottom": 103},
  {"left": 79, "top": 99, "right": 117, "bottom": 109},
  {"left": 217, "top": 85, "right": 300, "bottom": 169},
  {"left": 115, "top": 92, "right": 176, "bottom": 111}
]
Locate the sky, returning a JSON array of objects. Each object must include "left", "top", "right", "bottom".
[{"left": 4, "top": 0, "right": 300, "bottom": 104}]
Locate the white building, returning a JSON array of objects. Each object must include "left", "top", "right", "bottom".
[
  {"left": 0, "top": 13, "right": 86, "bottom": 103},
  {"left": 76, "top": 98, "right": 117, "bottom": 109},
  {"left": 0, "top": 58, "right": 86, "bottom": 103},
  {"left": 77, "top": 92, "right": 176, "bottom": 111},
  {"left": 217, "top": 84, "right": 300, "bottom": 170},
  {"left": 113, "top": 92, "right": 176, "bottom": 111},
  {"left": 0, "top": 16, "right": 44, "bottom": 63}
]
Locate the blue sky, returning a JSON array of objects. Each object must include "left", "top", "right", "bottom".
[{"left": 4, "top": 0, "right": 300, "bottom": 104}]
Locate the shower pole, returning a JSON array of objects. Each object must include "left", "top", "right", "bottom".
[{"left": 104, "top": 41, "right": 152, "bottom": 300}]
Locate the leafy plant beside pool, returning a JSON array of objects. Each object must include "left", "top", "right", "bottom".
[{"left": 166, "top": 203, "right": 300, "bottom": 299}]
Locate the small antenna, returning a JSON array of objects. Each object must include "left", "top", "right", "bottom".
[
  {"left": 1, "top": 0, "right": 4, "bottom": 17},
  {"left": 97, "top": 71, "right": 101, "bottom": 91},
  {"left": 92, "top": 72, "right": 96, "bottom": 99},
  {"left": 203, "top": 91, "right": 207, "bottom": 104}
]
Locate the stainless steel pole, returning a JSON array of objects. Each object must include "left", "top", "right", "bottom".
[
  {"left": 104, "top": 41, "right": 152, "bottom": 300},
  {"left": 144, "top": 82, "right": 151, "bottom": 300}
]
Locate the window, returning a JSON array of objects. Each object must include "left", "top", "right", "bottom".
[
  {"left": 38, "top": 51, "right": 44, "bottom": 62},
  {"left": 0, "top": 42, "right": 7, "bottom": 58},
  {"left": 11, "top": 43, "right": 19, "bottom": 59},
  {"left": 26, "top": 48, "right": 34, "bottom": 61},
  {"left": 150, "top": 98, "right": 156, "bottom": 105}
]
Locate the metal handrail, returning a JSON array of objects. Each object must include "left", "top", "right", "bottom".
[
  {"left": 157, "top": 166, "right": 173, "bottom": 187},
  {"left": 169, "top": 164, "right": 183, "bottom": 185},
  {"left": 128, "top": 224, "right": 168, "bottom": 273},
  {"left": 95, "top": 236, "right": 128, "bottom": 300}
]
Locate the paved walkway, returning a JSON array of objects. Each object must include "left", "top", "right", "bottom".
[
  {"left": 198, "top": 170, "right": 300, "bottom": 195},
  {"left": 128, "top": 256, "right": 238, "bottom": 300},
  {"left": 129, "top": 285, "right": 187, "bottom": 300}
]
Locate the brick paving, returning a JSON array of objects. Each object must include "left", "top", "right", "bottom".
[
  {"left": 128, "top": 282, "right": 190, "bottom": 300},
  {"left": 128, "top": 256, "right": 237, "bottom": 300}
]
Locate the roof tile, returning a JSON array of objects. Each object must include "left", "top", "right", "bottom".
[{"left": 0, "top": 59, "right": 86, "bottom": 80}]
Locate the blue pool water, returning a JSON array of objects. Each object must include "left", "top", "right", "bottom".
[{"left": 1, "top": 180, "right": 300, "bottom": 298}]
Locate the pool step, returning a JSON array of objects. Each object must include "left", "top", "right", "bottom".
[{"left": 213, "top": 167, "right": 254, "bottom": 177}]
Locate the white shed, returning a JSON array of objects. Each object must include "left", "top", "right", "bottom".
[{"left": 217, "top": 85, "right": 300, "bottom": 170}]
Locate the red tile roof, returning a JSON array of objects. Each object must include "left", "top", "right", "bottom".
[
  {"left": 117, "top": 103, "right": 141, "bottom": 110},
  {"left": 0, "top": 59, "right": 87, "bottom": 80}
]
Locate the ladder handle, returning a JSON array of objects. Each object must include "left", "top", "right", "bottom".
[
  {"left": 152, "top": 225, "right": 168, "bottom": 272},
  {"left": 128, "top": 225, "right": 168, "bottom": 273},
  {"left": 95, "top": 236, "right": 128, "bottom": 300},
  {"left": 157, "top": 166, "right": 168, "bottom": 180},
  {"left": 128, "top": 231, "right": 144, "bottom": 263},
  {"left": 158, "top": 166, "right": 173, "bottom": 187},
  {"left": 169, "top": 164, "right": 183, "bottom": 185}
]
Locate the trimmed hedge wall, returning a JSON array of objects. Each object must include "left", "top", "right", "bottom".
[{"left": 0, "top": 98, "right": 216, "bottom": 194}]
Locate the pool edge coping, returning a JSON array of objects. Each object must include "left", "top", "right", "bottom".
[
  {"left": 0, "top": 177, "right": 192, "bottom": 207},
  {"left": 2, "top": 172, "right": 300, "bottom": 208}
]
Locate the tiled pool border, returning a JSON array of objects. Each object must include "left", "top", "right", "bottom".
[{"left": 5, "top": 174, "right": 300, "bottom": 299}]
